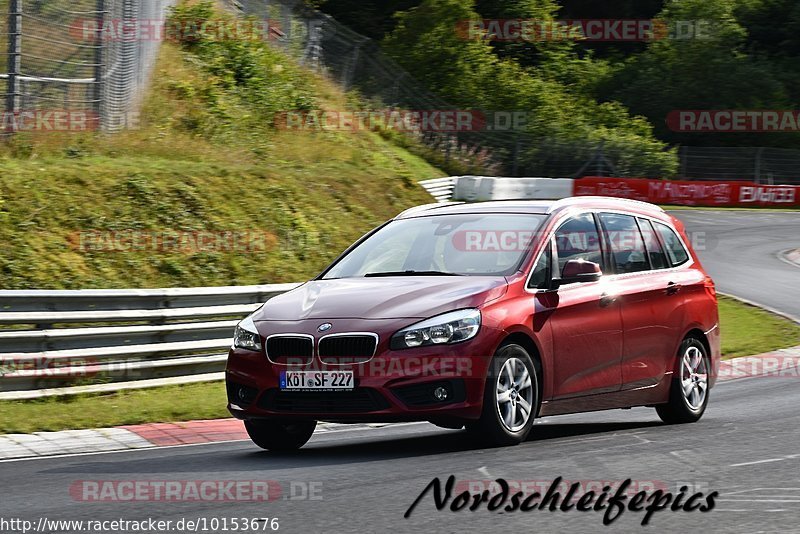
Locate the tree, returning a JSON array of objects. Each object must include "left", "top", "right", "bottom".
[
  {"left": 383, "top": 0, "right": 676, "bottom": 176},
  {"left": 604, "top": 0, "right": 794, "bottom": 147}
]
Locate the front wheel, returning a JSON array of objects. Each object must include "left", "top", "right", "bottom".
[
  {"left": 656, "top": 337, "right": 710, "bottom": 424},
  {"left": 467, "top": 344, "right": 539, "bottom": 447},
  {"left": 244, "top": 420, "right": 317, "bottom": 451}
]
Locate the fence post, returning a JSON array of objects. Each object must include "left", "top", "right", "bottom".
[
  {"left": 679, "top": 145, "right": 688, "bottom": 179},
  {"left": 391, "top": 73, "right": 403, "bottom": 106},
  {"left": 301, "top": 17, "right": 324, "bottom": 70},
  {"left": 5, "top": 0, "right": 22, "bottom": 134},
  {"left": 754, "top": 147, "right": 764, "bottom": 183},
  {"left": 341, "top": 41, "right": 363, "bottom": 91},
  {"left": 93, "top": 0, "right": 105, "bottom": 131},
  {"left": 280, "top": 0, "right": 293, "bottom": 48}
]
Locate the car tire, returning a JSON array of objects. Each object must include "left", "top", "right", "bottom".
[
  {"left": 656, "top": 337, "right": 710, "bottom": 424},
  {"left": 467, "top": 343, "right": 538, "bottom": 447},
  {"left": 244, "top": 420, "right": 317, "bottom": 451}
]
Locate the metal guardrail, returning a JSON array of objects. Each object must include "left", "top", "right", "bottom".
[
  {"left": 419, "top": 177, "right": 456, "bottom": 203},
  {"left": 0, "top": 283, "right": 300, "bottom": 400}
]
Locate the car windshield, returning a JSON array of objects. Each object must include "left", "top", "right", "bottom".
[{"left": 322, "top": 213, "right": 547, "bottom": 278}]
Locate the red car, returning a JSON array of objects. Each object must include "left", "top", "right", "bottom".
[{"left": 227, "top": 197, "right": 720, "bottom": 450}]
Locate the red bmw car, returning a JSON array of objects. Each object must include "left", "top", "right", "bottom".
[{"left": 227, "top": 197, "right": 720, "bottom": 450}]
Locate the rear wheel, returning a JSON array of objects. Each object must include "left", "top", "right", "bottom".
[
  {"left": 467, "top": 344, "right": 538, "bottom": 447},
  {"left": 656, "top": 337, "right": 710, "bottom": 424},
  {"left": 244, "top": 420, "right": 317, "bottom": 451}
]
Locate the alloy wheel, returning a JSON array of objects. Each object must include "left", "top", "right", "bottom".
[
  {"left": 681, "top": 346, "right": 708, "bottom": 410},
  {"left": 495, "top": 357, "right": 535, "bottom": 432}
]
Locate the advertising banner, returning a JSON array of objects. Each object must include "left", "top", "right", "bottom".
[{"left": 574, "top": 176, "right": 799, "bottom": 207}]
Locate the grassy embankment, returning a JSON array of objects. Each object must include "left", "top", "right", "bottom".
[{"left": 0, "top": 13, "right": 443, "bottom": 289}]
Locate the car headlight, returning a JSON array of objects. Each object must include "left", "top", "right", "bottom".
[
  {"left": 233, "top": 315, "right": 262, "bottom": 352},
  {"left": 390, "top": 309, "right": 481, "bottom": 350}
]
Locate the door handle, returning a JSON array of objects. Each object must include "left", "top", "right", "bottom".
[
  {"left": 600, "top": 293, "right": 617, "bottom": 307},
  {"left": 666, "top": 282, "right": 682, "bottom": 295}
]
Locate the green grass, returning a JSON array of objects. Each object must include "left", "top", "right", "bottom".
[
  {"left": 719, "top": 296, "right": 800, "bottom": 358},
  {"left": 0, "top": 382, "right": 229, "bottom": 434},
  {"left": 1, "top": 296, "right": 798, "bottom": 434}
]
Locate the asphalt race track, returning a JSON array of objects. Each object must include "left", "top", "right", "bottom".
[
  {"left": 2, "top": 210, "right": 799, "bottom": 534},
  {"left": 673, "top": 210, "right": 800, "bottom": 320}
]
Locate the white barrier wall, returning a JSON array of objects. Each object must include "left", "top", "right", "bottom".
[{"left": 452, "top": 176, "right": 575, "bottom": 202}]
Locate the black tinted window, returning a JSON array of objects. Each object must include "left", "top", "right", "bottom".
[
  {"left": 654, "top": 222, "right": 690, "bottom": 266},
  {"left": 599, "top": 213, "right": 649, "bottom": 274},
  {"left": 639, "top": 218, "right": 669, "bottom": 269},
  {"left": 554, "top": 214, "right": 602, "bottom": 275}
]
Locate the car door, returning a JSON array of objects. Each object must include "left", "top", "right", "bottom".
[
  {"left": 545, "top": 212, "right": 624, "bottom": 399},
  {"left": 597, "top": 213, "right": 686, "bottom": 390}
]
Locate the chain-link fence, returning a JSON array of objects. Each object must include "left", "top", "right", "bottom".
[
  {"left": 678, "top": 146, "right": 800, "bottom": 184},
  {"left": 1, "top": 0, "right": 174, "bottom": 133},
  {"left": 225, "top": 0, "right": 800, "bottom": 183},
  {"left": 102, "top": 0, "right": 176, "bottom": 131}
]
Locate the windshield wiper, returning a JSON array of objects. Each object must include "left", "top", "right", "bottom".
[{"left": 364, "top": 270, "right": 463, "bottom": 277}]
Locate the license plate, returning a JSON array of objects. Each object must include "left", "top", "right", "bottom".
[{"left": 280, "top": 371, "right": 354, "bottom": 391}]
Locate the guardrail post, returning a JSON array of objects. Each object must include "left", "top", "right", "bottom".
[{"left": 4, "top": 0, "right": 22, "bottom": 134}]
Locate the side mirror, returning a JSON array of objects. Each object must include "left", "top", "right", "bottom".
[{"left": 552, "top": 259, "right": 602, "bottom": 288}]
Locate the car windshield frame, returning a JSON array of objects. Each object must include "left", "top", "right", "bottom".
[{"left": 318, "top": 212, "right": 549, "bottom": 279}]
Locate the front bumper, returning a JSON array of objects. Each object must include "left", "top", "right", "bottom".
[{"left": 225, "top": 329, "right": 502, "bottom": 424}]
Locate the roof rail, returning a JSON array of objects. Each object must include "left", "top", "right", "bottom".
[
  {"left": 545, "top": 196, "right": 665, "bottom": 215},
  {"left": 395, "top": 201, "right": 464, "bottom": 219}
]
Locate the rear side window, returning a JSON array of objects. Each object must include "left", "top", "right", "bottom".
[
  {"left": 654, "top": 222, "right": 690, "bottom": 266},
  {"left": 639, "top": 218, "right": 669, "bottom": 270},
  {"left": 598, "top": 213, "right": 649, "bottom": 274},
  {"left": 554, "top": 213, "right": 603, "bottom": 275}
]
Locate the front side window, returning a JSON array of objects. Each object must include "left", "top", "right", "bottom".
[
  {"left": 528, "top": 240, "right": 552, "bottom": 289},
  {"left": 599, "top": 213, "right": 649, "bottom": 274},
  {"left": 554, "top": 213, "right": 603, "bottom": 276},
  {"left": 654, "top": 221, "right": 690, "bottom": 266},
  {"left": 322, "top": 213, "right": 547, "bottom": 278}
]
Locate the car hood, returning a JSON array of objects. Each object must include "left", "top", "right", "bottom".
[{"left": 253, "top": 276, "right": 508, "bottom": 321}]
